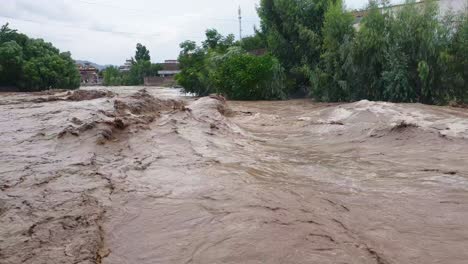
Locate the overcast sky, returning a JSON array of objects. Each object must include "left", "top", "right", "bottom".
[{"left": 0, "top": 0, "right": 398, "bottom": 65}]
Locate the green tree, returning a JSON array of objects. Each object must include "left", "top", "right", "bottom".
[
  {"left": 176, "top": 40, "right": 211, "bottom": 95},
  {"left": 0, "top": 24, "right": 80, "bottom": 91},
  {"left": 124, "top": 43, "right": 162, "bottom": 85},
  {"left": 176, "top": 29, "right": 237, "bottom": 96},
  {"left": 203, "top": 29, "right": 235, "bottom": 52},
  {"left": 352, "top": 0, "right": 390, "bottom": 100},
  {"left": 442, "top": 13, "right": 468, "bottom": 102},
  {"left": 175, "top": 0, "right": 467, "bottom": 104},
  {"left": 310, "top": 0, "right": 355, "bottom": 101},
  {"left": 0, "top": 23, "right": 17, "bottom": 43},
  {"left": 102, "top": 43, "right": 163, "bottom": 86},
  {"left": 0, "top": 40, "right": 23, "bottom": 85},
  {"left": 345, "top": 0, "right": 460, "bottom": 104},
  {"left": 258, "top": 0, "right": 332, "bottom": 88},
  {"left": 103, "top": 66, "right": 124, "bottom": 86},
  {"left": 382, "top": 0, "right": 447, "bottom": 103},
  {"left": 240, "top": 30, "right": 267, "bottom": 52},
  {"left": 134, "top": 43, "right": 150, "bottom": 62},
  {"left": 21, "top": 52, "right": 80, "bottom": 91}
]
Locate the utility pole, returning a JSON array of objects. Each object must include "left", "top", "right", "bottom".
[{"left": 238, "top": 5, "right": 243, "bottom": 41}]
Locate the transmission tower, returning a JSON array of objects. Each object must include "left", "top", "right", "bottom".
[{"left": 238, "top": 5, "right": 243, "bottom": 41}]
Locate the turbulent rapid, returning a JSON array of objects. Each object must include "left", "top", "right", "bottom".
[{"left": 1, "top": 87, "right": 467, "bottom": 264}]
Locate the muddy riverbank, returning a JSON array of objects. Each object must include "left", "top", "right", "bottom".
[{"left": 1, "top": 87, "right": 467, "bottom": 264}]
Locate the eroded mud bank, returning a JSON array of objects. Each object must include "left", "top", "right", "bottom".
[{"left": 1, "top": 87, "right": 467, "bottom": 264}]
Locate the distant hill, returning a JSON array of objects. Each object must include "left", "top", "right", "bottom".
[{"left": 75, "top": 60, "right": 111, "bottom": 71}]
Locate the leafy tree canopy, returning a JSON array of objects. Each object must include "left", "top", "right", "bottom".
[
  {"left": 0, "top": 23, "right": 80, "bottom": 91},
  {"left": 134, "top": 43, "right": 150, "bottom": 62}
]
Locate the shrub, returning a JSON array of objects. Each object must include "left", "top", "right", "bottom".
[
  {"left": 103, "top": 66, "right": 124, "bottom": 86},
  {"left": 176, "top": 37, "right": 287, "bottom": 100},
  {"left": 210, "top": 47, "right": 286, "bottom": 100}
]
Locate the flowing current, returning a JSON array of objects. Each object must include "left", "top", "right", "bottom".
[{"left": 1, "top": 86, "right": 468, "bottom": 264}]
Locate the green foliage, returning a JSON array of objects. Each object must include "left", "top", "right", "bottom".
[
  {"left": 134, "top": 43, "right": 150, "bottom": 62},
  {"left": 177, "top": 0, "right": 466, "bottom": 104},
  {"left": 310, "top": 0, "right": 355, "bottom": 101},
  {"left": 210, "top": 47, "right": 286, "bottom": 100},
  {"left": 103, "top": 43, "right": 162, "bottom": 86},
  {"left": 0, "top": 40, "right": 23, "bottom": 85},
  {"left": 176, "top": 30, "right": 287, "bottom": 100},
  {"left": 311, "top": 0, "right": 467, "bottom": 104},
  {"left": 258, "top": 0, "right": 332, "bottom": 87},
  {"left": 0, "top": 23, "right": 80, "bottom": 91},
  {"left": 382, "top": 0, "right": 447, "bottom": 103},
  {"left": 175, "top": 40, "right": 212, "bottom": 95},
  {"left": 381, "top": 45, "right": 412, "bottom": 101},
  {"left": 351, "top": 0, "right": 390, "bottom": 100},
  {"left": 103, "top": 66, "right": 124, "bottom": 86},
  {"left": 203, "top": 29, "right": 236, "bottom": 52},
  {"left": 440, "top": 13, "right": 467, "bottom": 102},
  {"left": 127, "top": 60, "right": 162, "bottom": 85},
  {"left": 21, "top": 51, "right": 80, "bottom": 91},
  {"left": 239, "top": 29, "right": 267, "bottom": 51}
]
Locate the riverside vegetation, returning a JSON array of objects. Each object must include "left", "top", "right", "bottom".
[
  {"left": 0, "top": 23, "right": 80, "bottom": 91},
  {"left": 177, "top": 0, "right": 467, "bottom": 104},
  {"left": 1, "top": 0, "right": 466, "bottom": 104}
]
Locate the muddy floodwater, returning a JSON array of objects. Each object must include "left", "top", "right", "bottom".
[{"left": 1, "top": 86, "right": 468, "bottom": 264}]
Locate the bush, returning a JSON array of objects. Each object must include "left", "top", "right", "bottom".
[
  {"left": 176, "top": 30, "right": 287, "bottom": 100},
  {"left": 210, "top": 47, "right": 286, "bottom": 100},
  {"left": 103, "top": 66, "right": 124, "bottom": 86}
]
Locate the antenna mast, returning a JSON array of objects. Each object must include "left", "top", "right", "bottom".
[{"left": 238, "top": 5, "right": 243, "bottom": 41}]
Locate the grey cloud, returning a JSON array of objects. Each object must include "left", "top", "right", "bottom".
[{"left": 15, "top": 0, "right": 82, "bottom": 22}]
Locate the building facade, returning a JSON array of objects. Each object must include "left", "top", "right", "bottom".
[
  {"left": 353, "top": 0, "right": 467, "bottom": 28},
  {"left": 157, "top": 60, "right": 181, "bottom": 77},
  {"left": 119, "top": 59, "right": 133, "bottom": 73},
  {"left": 77, "top": 63, "right": 100, "bottom": 85},
  {"left": 144, "top": 60, "right": 181, "bottom": 87}
]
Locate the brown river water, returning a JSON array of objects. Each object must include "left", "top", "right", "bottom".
[{"left": 1, "top": 86, "right": 468, "bottom": 264}]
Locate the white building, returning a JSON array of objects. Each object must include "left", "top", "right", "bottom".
[
  {"left": 119, "top": 59, "right": 133, "bottom": 73},
  {"left": 352, "top": 0, "right": 467, "bottom": 28},
  {"left": 437, "top": 0, "right": 466, "bottom": 13}
]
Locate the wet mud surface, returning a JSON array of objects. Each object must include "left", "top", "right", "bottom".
[{"left": 1, "top": 87, "right": 468, "bottom": 264}]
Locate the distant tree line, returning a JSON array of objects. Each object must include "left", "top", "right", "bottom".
[
  {"left": 177, "top": 0, "right": 467, "bottom": 104},
  {"left": 0, "top": 23, "right": 80, "bottom": 91},
  {"left": 102, "top": 43, "right": 162, "bottom": 86}
]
